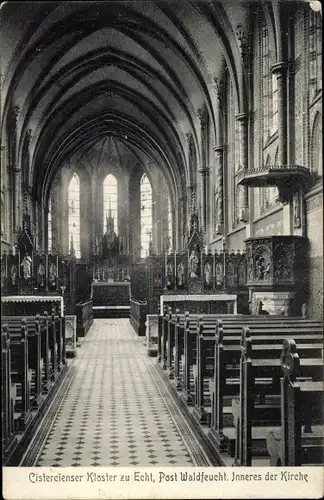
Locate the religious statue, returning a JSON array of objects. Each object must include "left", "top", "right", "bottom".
[
  {"left": 189, "top": 249, "right": 199, "bottom": 278},
  {"left": 1, "top": 263, "right": 5, "bottom": 287},
  {"left": 166, "top": 261, "right": 173, "bottom": 286},
  {"left": 49, "top": 262, "right": 57, "bottom": 285},
  {"left": 37, "top": 262, "right": 46, "bottom": 287},
  {"left": 21, "top": 253, "right": 32, "bottom": 279},
  {"left": 238, "top": 261, "right": 246, "bottom": 287},
  {"left": 256, "top": 256, "right": 270, "bottom": 281},
  {"left": 227, "top": 262, "right": 236, "bottom": 288},
  {"left": 204, "top": 261, "right": 212, "bottom": 286},
  {"left": 101, "top": 206, "right": 120, "bottom": 265},
  {"left": 215, "top": 262, "right": 223, "bottom": 287},
  {"left": 11, "top": 264, "right": 17, "bottom": 285},
  {"left": 177, "top": 261, "right": 185, "bottom": 287}
]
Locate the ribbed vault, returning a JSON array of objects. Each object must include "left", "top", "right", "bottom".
[{"left": 1, "top": 0, "right": 253, "bottom": 207}]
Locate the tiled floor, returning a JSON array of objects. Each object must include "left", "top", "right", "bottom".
[{"left": 35, "top": 319, "right": 205, "bottom": 467}]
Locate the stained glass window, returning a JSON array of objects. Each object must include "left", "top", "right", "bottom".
[
  {"left": 103, "top": 174, "right": 118, "bottom": 234},
  {"left": 140, "top": 173, "right": 152, "bottom": 258},
  {"left": 68, "top": 173, "right": 80, "bottom": 258}
]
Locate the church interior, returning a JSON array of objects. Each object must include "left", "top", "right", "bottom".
[{"left": 1, "top": 0, "right": 323, "bottom": 470}]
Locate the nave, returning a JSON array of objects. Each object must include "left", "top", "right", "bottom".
[{"left": 23, "top": 319, "right": 212, "bottom": 468}]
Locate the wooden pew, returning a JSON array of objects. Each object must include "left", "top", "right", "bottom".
[
  {"left": 231, "top": 330, "right": 323, "bottom": 466},
  {"left": 174, "top": 311, "right": 189, "bottom": 389},
  {"left": 2, "top": 325, "right": 18, "bottom": 459},
  {"left": 179, "top": 314, "right": 290, "bottom": 410},
  {"left": 51, "top": 307, "right": 66, "bottom": 371},
  {"left": 43, "top": 311, "right": 58, "bottom": 381},
  {"left": 161, "top": 307, "right": 171, "bottom": 370},
  {"left": 5, "top": 318, "right": 33, "bottom": 430},
  {"left": 192, "top": 316, "right": 216, "bottom": 424},
  {"left": 207, "top": 320, "right": 323, "bottom": 454},
  {"left": 166, "top": 308, "right": 178, "bottom": 378},
  {"left": 267, "top": 340, "right": 324, "bottom": 466},
  {"left": 2, "top": 315, "right": 43, "bottom": 410}
]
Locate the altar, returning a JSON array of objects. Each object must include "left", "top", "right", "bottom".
[{"left": 91, "top": 281, "right": 130, "bottom": 318}]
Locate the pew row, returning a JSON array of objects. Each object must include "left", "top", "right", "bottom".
[
  {"left": 2, "top": 310, "right": 67, "bottom": 465},
  {"left": 230, "top": 329, "right": 323, "bottom": 466},
  {"left": 157, "top": 310, "right": 323, "bottom": 466},
  {"left": 267, "top": 340, "right": 324, "bottom": 466}
]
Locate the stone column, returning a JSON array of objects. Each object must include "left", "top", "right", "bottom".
[
  {"left": 10, "top": 106, "right": 20, "bottom": 237},
  {"left": 236, "top": 113, "right": 249, "bottom": 221},
  {"left": 272, "top": 61, "right": 290, "bottom": 233},
  {"left": 271, "top": 62, "right": 288, "bottom": 166},
  {"left": 214, "top": 145, "right": 224, "bottom": 234},
  {"left": 179, "top": 193, "right": 186, "bottom": 249},
  {"left": 44, "top": 207, "right": 49, "bottom": 252},
  {"left": 197, "top": 109, "right": 209, "bottom": 233},
  {"left": 198, "top": 167, "right": 209, "bottom": 233}
]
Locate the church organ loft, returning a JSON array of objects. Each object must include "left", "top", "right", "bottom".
[{"left": 1, "top": 0, "right": 323, "bottom": 482}]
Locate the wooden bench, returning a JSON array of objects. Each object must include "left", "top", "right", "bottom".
[
  {"left": 192, "top": 318, "right": 216, "bottom": 424},
  {"left": 2, "top": 325, "right": 18, "bottom": 458},
  {"left": 51, "top": 307, "right": 66, "bottom": 371},
  {"left": 174, "top": 311, "right": 189, "bottom": 389},
  {"left": 3, "top": 319, "right": 33, "bottom": 430},
  {"left": 208, "top": 321, "right": 323, "bottom": 454},
  {"left": 231, "top": 329, "right": 323, "bottom": 466},
  {"left": 267, "top": 340, "right": 324, "bottom": 466},
  {"left": 2, "top": 316, "right": 43, "bottom": 410},
  {"left": 179, "top": 314, "right": 305, "bottom": 410}
]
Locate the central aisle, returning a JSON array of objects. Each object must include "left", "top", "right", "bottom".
[{"left": 35, "top": 319, "right": 205, "bottom": 467}]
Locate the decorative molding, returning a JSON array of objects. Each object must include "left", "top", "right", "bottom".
[
  {"left": 213, "top": 77, "right": 225, "bottom": 104},
  {"left": 236, "top": 24, "right": 248, "bottom": 56},
  {"left": 24, "top": 129, "right": 32, "bottom": 148},
  {"left": 12, "top": 105, "right": 20, "bottom": 123}
]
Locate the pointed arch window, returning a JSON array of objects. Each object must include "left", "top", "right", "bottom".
[
  {"left": 68, "top": 173, "right": 81, "bottom": 258},
  {"left": 103, "top": 174, "right": 118, "bottom": 234},
  {"left": 48, "top": 198, "right": 52, "bottom": 253},
  {"left": 140, "top": 173, "right": 152, "bottom": 258}
]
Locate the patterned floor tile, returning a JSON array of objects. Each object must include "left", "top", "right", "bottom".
[{"left": 35, "top": 319, "right": 208, "bottom": 467}]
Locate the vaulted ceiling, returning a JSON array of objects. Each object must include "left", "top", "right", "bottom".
[{"left": 1, "top": 1, "right": 249, "bottom": 203}]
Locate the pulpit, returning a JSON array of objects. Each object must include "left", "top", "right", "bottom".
[{"left": 245, "top": 236, "right": 309, "bottom": 315}]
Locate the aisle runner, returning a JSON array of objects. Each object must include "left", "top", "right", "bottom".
[{"left": 35, "top": 319, "right": 204, "bottom": 467}]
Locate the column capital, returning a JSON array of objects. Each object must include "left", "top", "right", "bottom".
[
  {"left": 198, "top": 167, "right": 209, "bottom": 176},
  {"left": 271, "top": 61, "right": 288, "bottom": 76},
  {"left": 235, "top": 112, "right": 249, "bottom": 123}
]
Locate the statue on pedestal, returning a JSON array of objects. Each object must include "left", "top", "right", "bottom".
[
  {"left": 101, "top": 204, "right": 120, "bottom": 266},
  {"left": 21, "top": 253, "right": 32, "bottom": 280},
  {"left": 189, "top": 249, "right": 199, "bottom": 278}
]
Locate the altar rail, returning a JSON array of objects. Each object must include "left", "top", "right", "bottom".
[
  {"left": 129, "top": 297, "right": 147, "bottom": 337},
  {"left": 76, "top": 299, "right": 94, "bottom": 338}
]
